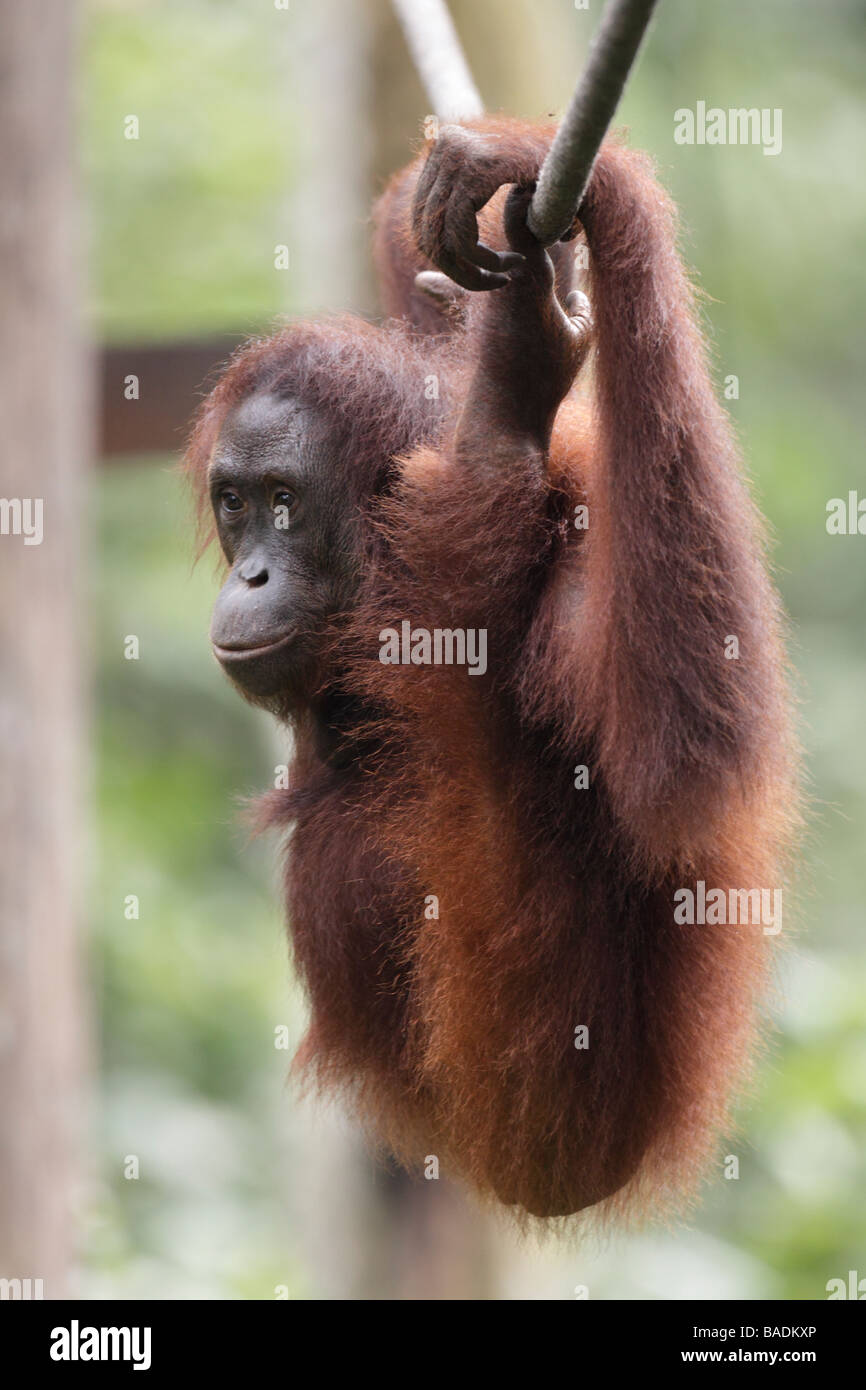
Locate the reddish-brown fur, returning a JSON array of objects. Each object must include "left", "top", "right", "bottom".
[{"left": 186, "top": 119, "right": 798, "bottom": 1221}]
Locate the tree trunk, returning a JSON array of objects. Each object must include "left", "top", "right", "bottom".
[{"left": 0, "top": 0, "right": 90, "bottom": 1298}]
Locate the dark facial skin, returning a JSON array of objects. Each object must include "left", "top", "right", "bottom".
[{"left": 208, "top": 391, "right": 359, "bottom": 706}]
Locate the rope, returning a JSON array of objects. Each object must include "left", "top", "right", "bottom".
[
  {"left": 391, "top": 0, "right": 484, "bottom": 121},
  {"left": 527, "top": 0, "right": 660, "bottom": 245}
]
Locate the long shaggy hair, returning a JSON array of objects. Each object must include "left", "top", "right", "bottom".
[{"left": 186, "top": 127, "right": 799, "bottom": 1224}]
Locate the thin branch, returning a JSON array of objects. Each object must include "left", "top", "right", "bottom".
[
  {"left": 391, "top": 0, "right": 484, "bottom": 122},
  {"left": 528, "top": 0, "right": 660, "bottom": 246}
]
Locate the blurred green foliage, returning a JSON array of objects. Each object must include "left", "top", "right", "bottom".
[
  {"left": 84, "top": 0, "right": 291, "bottom": 338},
  {"left": 84, "top": 0, "right": 865, "bottom": 1298}
]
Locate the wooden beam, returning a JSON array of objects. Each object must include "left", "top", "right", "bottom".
[{"left": 98, "top": 336, "right": 246, "bottom": 460}]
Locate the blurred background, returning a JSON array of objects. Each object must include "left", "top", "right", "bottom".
[{"left": 1, "top": 0, "right": 864, "bottom": 1300}]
